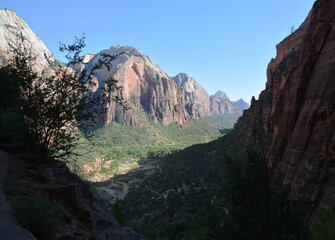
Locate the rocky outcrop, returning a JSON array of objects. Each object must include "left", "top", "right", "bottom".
[
  {"left": 81, "top": 48, "right": 242, "bottom": 128},
  {"left": 0, "top": 8, "right": 51, "bottom": 71},
  {"left": 232, "top": 99, "right": 250, "bottom": 112},
  {"left": 233, "top": 0, "right": 335, "bottom": 221},
  {"left": 82, "top": 46, "right": 194, "bottom": 127},
  {"left": 171, "top": 74, "right": 241, "bottom": 117},
  {"left": 171, "top": 73, "right": 210, "bottom": 118},
  {"left": 210, "top": 90, "right": 240, "bottom": 115}
]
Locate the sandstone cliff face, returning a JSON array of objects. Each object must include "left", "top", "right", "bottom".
[
  {"left": 210, "top": 90, "right": 240, "bottom": 115},
  {"left": 233, "top": 0, "right": 335, "bottom": 221},
  {"left": 82, "top": 46, "right": 193, "bottom": 126},
  {"left": 0, "top": 8, "right": 51, "bottom": 71},
  {"left": 82, "top": 47, "right": 242, "bottom": 128},
  {"left": 172, "top": 74, "right": 241, "bottom": 117},
  {"left": 171, "top": 73, "right": 210, "bottom": 117}
]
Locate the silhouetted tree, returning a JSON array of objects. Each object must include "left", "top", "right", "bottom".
[{"left": 7, "top": 33, "right": 129, "bottom": 161}]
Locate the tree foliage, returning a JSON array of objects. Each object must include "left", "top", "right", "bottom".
[
  {"left": 7, "top": 33, "right": 128, "bottom": 161},
  {"left": 310, "top": 207, "right": 335, "bottom": 240}
]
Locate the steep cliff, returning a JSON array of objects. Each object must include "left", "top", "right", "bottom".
[
  {"left": 171, "top": 73, "right": 210, "bottom": 118},
  {"left": 81, "top": 48, "right": 242, "bottom": 128},
  {"left": 210, "top": 90, "right": 240, "bottom": 114},
  {"left": 81, "top": 46, "right": 194, "bottom": 127},
  {"left": 0, "top": 8, "right": 51, "bottom": 71},
  {"left": 233, "top": 0, "right": 335, "bottom": 221},
  {"left": 171, "top": 74, "right": 241, "bottom": 117}
]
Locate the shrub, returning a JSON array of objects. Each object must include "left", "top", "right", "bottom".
[
  {"left": 112, "top": 203, "right": 126, "bottom": 227},
  {"left": 311, "top": 207, "right": 335, "bottom": 240},
  {"left": 14, "top": 194, "right": 63, "bottom": 239}
]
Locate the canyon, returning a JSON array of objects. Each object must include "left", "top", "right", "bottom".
[
  {"left": 1, "top": 0, "right": 334, "bottom": 238},
  {"left": 233, "top": 0, "right": 335, "bottom": 221}
]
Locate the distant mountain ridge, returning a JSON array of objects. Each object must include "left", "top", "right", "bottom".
[
  {"left": 232, "top": 99, "right": 250, "bottom": 112},
  {"left": 78, "top": 47, "right": 244, "bottom": 128},
  {"left": 0, "top": 9, "right": 246, "bottom": 129}
]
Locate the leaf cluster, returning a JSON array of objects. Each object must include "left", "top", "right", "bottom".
[{"left": 7, "top": 33, "right": 128, "bottom": 161}]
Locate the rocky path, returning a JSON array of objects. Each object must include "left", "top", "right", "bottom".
[
  {"left": 94, "top": 158, "right": 159, "bottom": 205},
  {"left": 0, "top": 150, "right": 37, "bottom": 240}
]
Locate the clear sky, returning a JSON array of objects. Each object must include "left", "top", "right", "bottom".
[{"left": 1, "top": 0, "right": 315, "bottom": 102}]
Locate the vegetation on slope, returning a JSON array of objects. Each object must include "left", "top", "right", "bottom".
[
  {"left": 108, "top": 131, "right": 309, "bottom": 239},
  {"left": 71, "top": 118, "right": 226, "bottom": 180}
]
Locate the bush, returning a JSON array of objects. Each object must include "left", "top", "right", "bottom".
[
  {"left": 311, "top": 207, "right": 335, "bottom": 240},
  {"left": 7, "top": 34, "right": 128, "bottom": 161},
  {"left": 112, "top": 203, "right": 126, "bottom": 227},
  {"left": 14, "top": 194, "right": 63, "bottom": 239}
]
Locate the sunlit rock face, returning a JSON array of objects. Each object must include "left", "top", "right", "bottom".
[
  {"left": 0, "top": 8, "right": 52, "bottom": 71},
  {"left": 171, "top": 73, "right": 211, "bottom": 118},
  {"left": 81, "top": 46, "right": 243, "bottom": 128},
  {"left": 81, "top": 46, "right": 193, "bottom": 127},
  {"left": 232, "top": 0, "right": 335, "bottom": 221}
]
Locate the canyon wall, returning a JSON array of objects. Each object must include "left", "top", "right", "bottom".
[
  {"left": 233, "top": 0, "right": 335, "bottom": 221},
  {"left": 81, "top": 47, "right": 242, "bottom": 127}
]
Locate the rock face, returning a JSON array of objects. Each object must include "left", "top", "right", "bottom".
[
  {"left": 233, "top": 0, "right": 335, "bottom": 221},
  {"left": 0, "top": 8, "right": 51, "bottom": 71},
  {"left": 210, "top": 90, "right": 240, "bottom": 114},
  {"left": 0, "top": 8, "right": 243, "bottom": 128},
  {"left": 171, "top": 75, "right": 241, "bottom": 117},
  {"left": 81, "top": 49, "right": 241, "bottom": 128},
  {"left": 82, "top": 46, "right": 194, "bottom": 126},
  {"left": 171, "top": 73, "right": 210, "bottom": 118},
  {"left": 232, "top": 99, "right": 250, "bottom": 112}
]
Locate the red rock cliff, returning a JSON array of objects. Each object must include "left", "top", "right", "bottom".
[
  {"left": 82, "top": 46, "right": 193, "bottom": 126},
  {"left": 233, "top": 0, "right": 335, "bottom": 221},
  {"left": 82, "top": 47, "right": 241, "bottom": 128}
]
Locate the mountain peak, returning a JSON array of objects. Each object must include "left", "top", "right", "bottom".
[
  {"left": 232, "top": 99, "right": 249, "bottom": 111},
  {"left": 172, "top": 73, "right": 195, "bottom": 86},
  {"left": 212, "top": 90, "right": 229, "bottom": 101},
  {"left": 108, "top": 45, "right": 144, "bottom": 57}
]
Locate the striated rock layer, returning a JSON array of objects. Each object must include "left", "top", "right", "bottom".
[
  {"left": 171, "top": 73, "right": 211, "bottom": 118},
  {"left": 81, "top": 48, "right": 242, "bottom": 127},
  {"left": 82, "top": 46, "right": 193, "bottom": 126},
  {"left": 233, "top": 0, "right": 335, "bottom": 221}
]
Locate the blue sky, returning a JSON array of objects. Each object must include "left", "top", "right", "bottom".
[{"left": 1, "top": 0, "right": 315, "bottom": 102}]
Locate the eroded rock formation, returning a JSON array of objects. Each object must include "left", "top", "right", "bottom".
[
  {"left": 210, "top": 90, "right": 240, "bottom": 115},
  {"left": 233, "top": 0, "right": 335, "bottom": 221},
  {"left": 80, "top": 48, "right": 241, "bottom": 128},
  {"left": 0, "top": 8, "right": 51, "bottom": 71}
]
